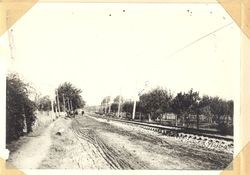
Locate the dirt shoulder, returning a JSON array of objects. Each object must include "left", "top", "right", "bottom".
[{"left": 7, "top": 120, "right": 55, "bottom": 169}]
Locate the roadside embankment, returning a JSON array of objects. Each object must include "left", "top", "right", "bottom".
[{"left": 6, "top": 111, "right": 56, "bottom": 168}]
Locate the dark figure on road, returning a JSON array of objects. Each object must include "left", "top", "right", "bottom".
[{"left": 81, "top": 111, "right": 84, "bottom": 115}]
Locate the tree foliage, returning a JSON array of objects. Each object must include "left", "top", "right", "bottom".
[
  {"left": 6, "top": 73, "right": 37, "bottom": 143},
  {"left": 101, "top": 96, "right": 111, "bottom": 105},
  {"left": 57, "top": 82, "right": 85, "bottom": 111},
  {"left": 100, "top": 96, "right": 111, "bottom": 113},
  {"left": 107, "top": 96, "right": 124, "bottom": 113},
  {"left": 37, "top": 95, "right": 51, "bottom": 111},
  {"left": 100, "top": 87, "right": 234, "bottom": 134},
  {"left": 122, "top": 101, "right": 134, "bottom": 114},
  {"left": 113, "top": 95, "right": 124, "bottom": 104},
  {"left": 111, "top": 103, "right": 118, "bottom": 112},
  {"left": 171, "top": 89, "right": 199, "bottom": 114},
  {"left": 139, "top": 87, "right": 172, "bottom": 120}
]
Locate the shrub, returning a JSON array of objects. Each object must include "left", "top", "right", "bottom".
[{"left": 6, "top": 73, "right": 37, "bottom": 143}]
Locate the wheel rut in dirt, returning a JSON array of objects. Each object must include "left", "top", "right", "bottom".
[{"left": 71, "top": 117, "right": 146, "bottom": 169}]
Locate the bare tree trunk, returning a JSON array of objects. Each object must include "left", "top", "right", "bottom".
[
  {"left": 209, "top": 115, "right": 212, "bottom": 124},
  {"left": 148, "top": 113, "right": 152, "bottom": 122},
  {"left": 175, "top": 115, "right": 178, "bottom": 126},
  {"left": 182, "top": 115, "right": 185, "bottom": 127}
]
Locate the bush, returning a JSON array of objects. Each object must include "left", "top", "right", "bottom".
[
  {"left": 6, "top": 73, "right": 37, "bottom": 143},
  {"left": 217, "top": 122, "right": 233, "bottom": 135}
]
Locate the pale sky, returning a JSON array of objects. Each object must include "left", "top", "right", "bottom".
[{"left": 1, "top": 3, "right": 240, "bottom": 106}]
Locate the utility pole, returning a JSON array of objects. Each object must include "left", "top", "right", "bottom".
[
  {"left": 8, "top": 28, "right": 15, "bottom": 60},
  {"left": 132, "top": 82, "right": 137, "bottom": 120},
  {"left": 51, "top": 99, "right": 54, "bottom": 115},
  {"left": 56, "top": 90, "right": 60, "bottom": 114},
  {"left": 55, "top": 98, "right": 58, "bottom": 116},
  {"left": 62, "top": 94, "right": 66, "bottom": 112},
  {"left": 132, "top": 98, "right": 137, "bottom": 120},
  {"left": 132, "top": 81, "right": 149, "bottom": 120},
  {"left": 108, "top": 102, "right": 111, "bottom": 113},
  {"left": 117, "top": 95, "right": 122, "bottom": 118},
  {"left": 104, "top": 99, "right": 107, "bottom": 114}
]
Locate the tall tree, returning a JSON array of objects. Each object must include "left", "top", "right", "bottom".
[
  {"left": 209, "top": 97, "right": 225, "bottom": 123},
  {"left": 56, "top": 82, "right": 85, "bottom": 111},
  {"left": 101, "top": 96, "right": 111, "bottom": 113},
  {"left": 139, "top": 87, "right": 172, "bottom": 121},
  {"left": 111, "top": 103, "right": 118, "bottom": 112},
  {"left": 37, "top": 95, "right": 51, "bottom": 111},
  {"left": 199, "top": 95, "right": 213, "bottom": 123},
  {"left": 171, "top": 89, "right": 200, "bottom": 127},
  {"left": 113, "top": 95, "right": 124, "bottom": 104},
  {"left": 122, "top": 101, "right": 134, "bottom": 115}
]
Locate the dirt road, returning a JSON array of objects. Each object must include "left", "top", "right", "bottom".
[
  {"left": 37, "top": 114, "right": 232, "bottom": 170},
  {"left": 7, "top": 122, "right": 54, "bottom": 169}
]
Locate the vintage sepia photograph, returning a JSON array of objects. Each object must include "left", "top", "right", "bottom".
[{"left": 1, "top": 2, "right": 240, "bottom": 171}]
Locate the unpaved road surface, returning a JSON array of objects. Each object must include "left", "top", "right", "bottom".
[
  {"left": 38, "top": 114, "right": 233, "bottom": 170},
  {"left": 7, "top": 122, "right": 54, "bottom": 169},
  {"left": 8, "top": 114, "right": 233, "bottom": 169}
]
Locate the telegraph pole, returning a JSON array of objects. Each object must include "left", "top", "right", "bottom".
[
  {"left": 132, "top": 82, "right": 137, "bottom": 120},
  {"left": 132, "top": 98, "right": 136, "bottom": 120},
  {"left": 117, "top": 95, "right": 122, "bottom": 118},
  {"left": 132, "top": 81, "right": 149, "bottom": 120},
  {"left": 62, "top": 94, "right": 66, "bottom": 112},
  {"left": 56, "top": 90, "right": 61, "bottom": 114},
  {"left": 55, "top": 97, "right": 58, "bottom": 116},
  {"left": 108, "top": 102, "right": 111, "bottom": 113},
  {"left": 8, "top": 29, "right": 15, "bottom": 60}
]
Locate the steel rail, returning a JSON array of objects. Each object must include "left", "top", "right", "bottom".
[{"left": 88, "top": 113, "right": 233, "bottom": 142}]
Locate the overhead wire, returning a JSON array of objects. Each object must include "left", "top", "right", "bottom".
[{"left": 166, "top": 22, "right": 234, "bottom": 59}]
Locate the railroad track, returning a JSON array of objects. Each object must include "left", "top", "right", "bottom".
[
  {"left": 88, "top": 113, "right": 234, "bottom": 154},
  {"left": 89, "top": 113, "right": 233, "bottom": 141}
]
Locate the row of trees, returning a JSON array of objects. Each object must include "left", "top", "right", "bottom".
[
  {"left": 56, "top": 82, "right": 85, "bottom": 111},
  {"left": 101, "top": 88, "right": 233, "bottom": 134},
  {"left": 37, "top": 82, "right": 86, "bottom": 112},
  {"left": 37, "top": 95, "right": 51, "bottom": 111},
  {"left": 101, "top": 95, "right": 124, "bottom": 113},
  {"left": 6, "top": 73, "right": 85, "bottom": 143}
]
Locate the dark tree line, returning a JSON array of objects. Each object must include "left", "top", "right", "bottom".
[
  {"left": 103, "top": 87, "right": 234, "bottom": 135},
  {"left": 6, "top": 74, "right": 37, "bottom": 143},
  {"left": 56, "top": 82, "right": 86, "bottom": 111},
  {"left": 37, "top": 82, "right": 86, "bottom": 112}
]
